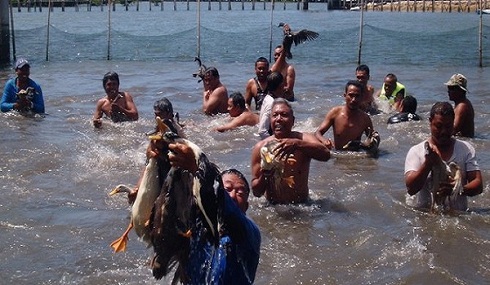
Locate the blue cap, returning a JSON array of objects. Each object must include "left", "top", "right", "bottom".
[{"left": 15, "top": 58, "right": 30, "bottom": 69}]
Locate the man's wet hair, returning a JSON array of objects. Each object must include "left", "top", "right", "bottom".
[
  {"left": 205, "top": 67, "right": 219, "bottom": 78},
  {"left": 153, "top": 97, "right": 174, "bottom": 114},
  {"left": 267, "top": 71, "right": 283, "bottom": 92},
  {"left": 221, "top": 168, "right": 250, "bottom": 194},
  {"left": 430, "top": 101, "right": 455, "bottom": 120},
  {"left": 356, "top": 64, "right": 370, "bottom": 75},
  {"left": 271, "top": 98, "right": 293, "bottom": 115},
  {"left": 256, "top": 57, "right": 269, "bottom": 66},
  {"left": 102, "top": 71, "right": 119, "bottom": 87},
  {"left": 402, "top": 95, "right": 417, "bottom": 114},
  {"left": 230, "top": 92, "right": 246, "bottom": 110},
  {"left": 345, "top": 80, "right": 365, "bottom": 94}
]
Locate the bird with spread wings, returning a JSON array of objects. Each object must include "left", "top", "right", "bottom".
[{"left": 278, "top": 22, "right": 319, "bottom": 59}]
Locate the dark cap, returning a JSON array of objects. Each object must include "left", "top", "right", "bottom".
[{"left": 15, "top": 58, "right": 30, "bottom": 70}]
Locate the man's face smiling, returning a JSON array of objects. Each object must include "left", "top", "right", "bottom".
[{"left": 271, "top": 103, "right": 294, "bottom": 138}]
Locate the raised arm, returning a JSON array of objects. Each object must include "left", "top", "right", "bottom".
[{"left": 244, "top": 79, "right": 255, "bottom": 109}]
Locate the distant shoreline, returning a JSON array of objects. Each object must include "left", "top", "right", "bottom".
[{"left": 362, "top": 1, "right": 484, "bottom": 13}]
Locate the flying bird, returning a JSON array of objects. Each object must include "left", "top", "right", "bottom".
[{"left": 278, "top": 22, "right": 319, "bottom": 59}]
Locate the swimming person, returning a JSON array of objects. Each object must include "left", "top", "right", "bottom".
[
  {"left": 1, "top": 58, "right": 45, "bottom": 115},
  {"left": 93, "top": 71, "right": 139, "bottom": 128},
  {"left": 387, "top": 95, "right": 421, "bottom": 124},
  {"left": 404, "top": 102, "right": 482, "bottom": 211},
  {"left": 215, "top": 92, "right": 259, "bottom": 132}
]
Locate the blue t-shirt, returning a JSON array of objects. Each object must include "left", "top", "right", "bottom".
[
  {"left": 186, "top": 193, "right": 261, "bottom": 285},
  {"left": 1, "top": 77, "right": 45, "bottom": 113}
]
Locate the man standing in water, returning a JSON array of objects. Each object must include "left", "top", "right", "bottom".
[
  {"left": 202, "top": 67, "right": 228, "bottom": 115},
  {"left": 1, "top": 58, "right": 45, "bottom": 114},
  {"left": 162, "top": 140, "right": 260, "bottom": 284},
  {"left": 376, "top": 73, "right": 406, "bottom": 112},
  {"left": 444, "top": 73, "right": 475, "bottom": 138},
  {"left": 244, "top": 57, "right": 270, "bottom": 111},
  {"left": 315, "top": 80, "right": 379, "bottom": 151},
  {"left": 251, "top": 99, "right": 330, "bottom": 204},
  {"left": 404, "top": 102, "right": 482, "bottom": 211},
  {"left": 271, "top": 45, "right": 296, "bottom": 101},
  {"left": 93, "top": 71, "right": 139, "bottom": 128},
  {"left": 355, "top": 64, "right": 377, "bottom": 114}
]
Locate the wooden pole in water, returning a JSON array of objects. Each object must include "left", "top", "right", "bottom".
[
  {"left": 479, "top": 0, "right": 483, "bottom": 67},
  {"left": 269, "top": 0, "right": 275, "bottom": 62},
  {"left": 1, "top": 0, "right": 12, "bottom": 63},
  {"left": 197, "top": 0, "right": 201, "bottom": 59},
  {"left": 357, "top": 0, "right": 364, "bottom": 65},
  {"left": 45, "top": 0, "right": 51, "bottom": 61},
  {"left": 107, "top": 0, "right": 111, "bottom": 60}
]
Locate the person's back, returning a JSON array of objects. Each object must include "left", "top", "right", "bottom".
[
  {"left": 387, "top": 95, "right": 421, "bottom": 124},
  {"left": 257, "top": 71, "right": 284, "bottom": 139}
]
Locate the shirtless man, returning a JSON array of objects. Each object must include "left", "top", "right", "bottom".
[
  {"left": 244, "top": 57, "right": 270, "bottom": 111},
  {"left": 93, "top": 71, "right": 138, "bottom": 128},
  {"left": 444, "top": 73, "right": 475, "bottom": 138},
  {"left": 271, "top": 45, "right": 295, "bottom": 101},
  {"left": 251, "top": 99, "right": 330, "bottom": 204},
  {"left": 356, "top": 64, "right": 376, "bottom": 114},
  {"left": 202, "top": 67, "right": 228, "bottom": 115},
  {"left": 315, "top": 80, "right": 377, "bottom": 150},
  {"left": 215, "top": 92, "right": 259, "bottom": 132}
]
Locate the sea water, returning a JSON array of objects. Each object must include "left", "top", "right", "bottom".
[{"left": 1, "top": 3, "right": 489, "bottom": 284}]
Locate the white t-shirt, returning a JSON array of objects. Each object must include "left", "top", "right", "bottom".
[
  {"left": 404, "top": 139, "right": 479, "bottom": 210},
  {"left": 257, "top": 94, "right": 274, "bottom": 139}
]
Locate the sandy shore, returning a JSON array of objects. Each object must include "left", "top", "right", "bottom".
[{"left": 364, "top": 1, "right": 486, "bottom": 12}]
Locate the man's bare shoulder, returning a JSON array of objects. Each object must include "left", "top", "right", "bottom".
[
  {"left": 326, "top": 106, "right": 343, "bottom": 117},
  {"left": 254, "top": 136, "right": 274, "bottom": 150}
]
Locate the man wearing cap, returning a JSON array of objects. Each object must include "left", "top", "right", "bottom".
[
  {"left": 444, "top": 73, "right": 475, "bottom": 138},
  {"left": 1, "top": 58, "right": 45, "bottom": 114}
]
